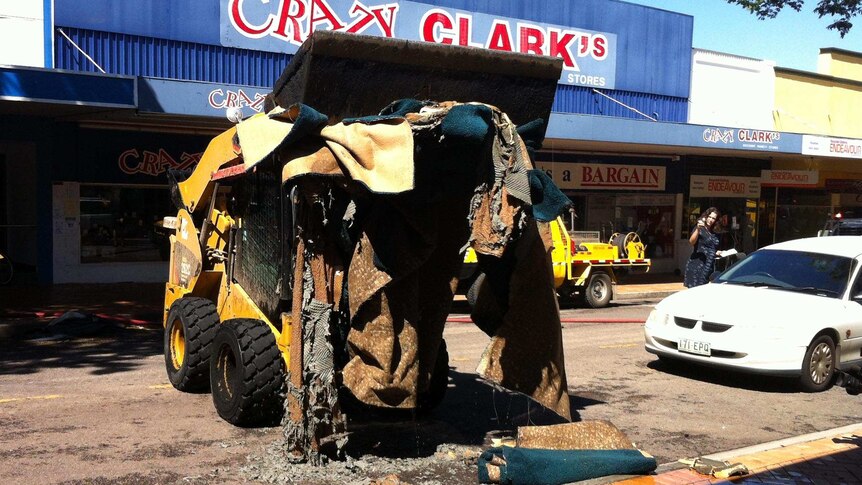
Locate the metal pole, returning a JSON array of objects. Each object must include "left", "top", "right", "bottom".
[
  {"left": 592, "top": 89, "right": 658, "bottom": 121},
  {"left": 56, "top": 28, "right": 106, "bottom": 73}
]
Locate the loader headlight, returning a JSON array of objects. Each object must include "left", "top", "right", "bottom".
[{"left": 161, "top": 216, "right": 179, "bottom": 230}]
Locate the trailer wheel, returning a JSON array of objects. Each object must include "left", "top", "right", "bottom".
[
  {"left": 418, "top": 340, "right": 450, "bottom": 414},
  {"left": 210, "top": 319, "right": 285, "bottom": 426},
  {"left": 164, "top": 297, "right": 220, "bottom": 392},
  {"left": 584, "top": 273, "right": 613, "bottom": 308}
]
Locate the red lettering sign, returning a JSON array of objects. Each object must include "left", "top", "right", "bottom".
[{"left": 118, "top": 149, "right": 202, "bottom": 176}]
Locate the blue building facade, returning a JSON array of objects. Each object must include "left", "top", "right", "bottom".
[{"left": 0, "top": 0, "right": 833, "bottom": 283}]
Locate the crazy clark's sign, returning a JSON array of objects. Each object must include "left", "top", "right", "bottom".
[
  {"left": 536, "top": 162, "right": 666, "bottom": 191},
  {"left": 221, "top": 0, "right": 618, "bottom": 88}
]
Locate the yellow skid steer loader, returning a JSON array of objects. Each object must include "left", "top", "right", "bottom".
[{"left": 161, "top": 30, "right": 568, "bottom": 461}]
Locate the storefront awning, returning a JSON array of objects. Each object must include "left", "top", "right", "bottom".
[
  {"left": 138, "top": 77, "right": 269, "bottom": 119},
  {"left": 547, "top": 112, "right": 805, "bottom": 157},
  {"left": 0, "top": 66, "right": 136, "bottom": 109}
]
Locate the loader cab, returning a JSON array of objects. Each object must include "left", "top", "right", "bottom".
[{"left": 221, "top": 156, "right": 290, "bottom": 325}]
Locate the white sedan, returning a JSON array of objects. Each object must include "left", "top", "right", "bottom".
[{"left": 645, "top": 236, "right": 862, "bottom": 392}]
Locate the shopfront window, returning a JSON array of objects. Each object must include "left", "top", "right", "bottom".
[
  {"left": 581, "top": 194, "right": 675, "bottom": 259},
  {"left": 80, "top": 185, "right": 171, "bottom": 263}
]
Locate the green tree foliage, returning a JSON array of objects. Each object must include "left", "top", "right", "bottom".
[{"left": 726, "top": 0, "right": 860, "bottom": 37}]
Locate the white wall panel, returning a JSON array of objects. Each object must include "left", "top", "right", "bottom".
[{"left": 688, "top": 49, "right": 775, "bottom": 130}]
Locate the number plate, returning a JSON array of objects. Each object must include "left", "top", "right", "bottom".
[{"left": 679, "top": 338, "right": 711, "bottom": 356}]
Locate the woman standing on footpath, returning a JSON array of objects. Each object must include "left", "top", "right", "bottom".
[{"left": 684, "top": 207, "right": 722, "bottom": 288}]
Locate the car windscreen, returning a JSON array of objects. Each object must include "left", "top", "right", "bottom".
[{"left": 715, "top": 249, "right": 853, "bottom": 298}]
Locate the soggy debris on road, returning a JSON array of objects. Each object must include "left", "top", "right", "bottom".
[
  {"left": 243, "top": 440, "right": 480, "bottom": 484},
  {"left": 478, "top": 420, "right": 657, "bottom": 484}
]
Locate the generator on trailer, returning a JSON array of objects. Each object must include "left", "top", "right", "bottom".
[{"left": 161, "top": 30, "right": 571, "bottom": 461}]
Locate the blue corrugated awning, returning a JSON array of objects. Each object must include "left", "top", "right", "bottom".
[{"left": 0, "top": 66, "right": 136, "bottom": 108}]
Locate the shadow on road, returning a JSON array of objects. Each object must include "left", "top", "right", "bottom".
[
  {"left": 646, "top": 357, "right": 803, "bottom": 393},
  {"left": 0, "top": 325, "right": 162, "bottom": 376},
  {"left": 342, "top": 368, "right": 603, "bottom": 459}
]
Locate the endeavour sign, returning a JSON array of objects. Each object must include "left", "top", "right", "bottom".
[
  {"left": 221, "top": 0, "right": 618, "bottom": 88},
  {"left": 802, "top": 135, "right": 862, "bottom": 160},
  {"left": 760, "top": 170, "right": 818, "bottom": 188},
  {"left": 690, "top": 175, "right": 760, "bottom": 198},
  {"left": 536, "top": 162, "right": 666, "bottom": 191}
]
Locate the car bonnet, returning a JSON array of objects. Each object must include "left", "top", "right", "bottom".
[{"left": 656, "top": 283, "right": 841, "bottom": 329}]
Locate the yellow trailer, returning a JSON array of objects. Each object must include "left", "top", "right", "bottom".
[{"left": 462, "top": 216, "right": 650, "bottom": 308}]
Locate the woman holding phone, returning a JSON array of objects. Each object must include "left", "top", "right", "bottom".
[{"left": 684, "top": 207, "right": 722, "bottom": 288}]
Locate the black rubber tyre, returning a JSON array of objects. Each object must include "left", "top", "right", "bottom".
[
  {"left": 418, "top": 340, "right": 450, "bottom": 413},
  {"left": 584, "top": 272, "right": 613, "bottom": 308},
  {"left": 466, "top": 272, "right": 486, "bottom": 309},
  {"left": 800, "top": 334, "right": 836, "bottom": 393},
  {"left": 210, "top": 319, "right": 285, "bottom": 426},
  {"left": 164, "top": 297, "right": 220, "bottom": 392}
]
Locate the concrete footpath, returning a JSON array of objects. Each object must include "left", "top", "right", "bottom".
[{"left": 600, "top": 422, "right": 862, "bottom": 485}]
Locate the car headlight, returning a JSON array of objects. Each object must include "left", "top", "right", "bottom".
[{"left": 646, "top": 309, "right": 671, "bottom": 327}]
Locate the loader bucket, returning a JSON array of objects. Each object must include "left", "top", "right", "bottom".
[{"left": 266, "top": 30, "right": 563, "bottom": 134}]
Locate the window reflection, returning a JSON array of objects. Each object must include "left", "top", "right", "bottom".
[{"left": 79, "top": 185, "right": 171, "bottom": 263}]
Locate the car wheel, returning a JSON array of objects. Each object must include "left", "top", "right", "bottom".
[
  {"left": 584, "top": 273, "right": 613, "bottom": 308},
  {"left": 164, "top": 297, "right": 220, "bottom": 392},
  {"left": 210, "top": 319, "right": 285, "bottom": 426},
  {"left": 800, "top": 334, "right": 836, "bottom": 393}
]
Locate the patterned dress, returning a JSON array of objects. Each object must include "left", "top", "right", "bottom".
[{"left": 684, "top": 227, "right": 719, "bottom": 288}]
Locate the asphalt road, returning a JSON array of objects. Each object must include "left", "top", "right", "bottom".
[
  {"left": 1, "top": 299, "right": 860, "bottom": 484},
  {"left": 451, "top": 299, "right": 862, "bottom": 464}
]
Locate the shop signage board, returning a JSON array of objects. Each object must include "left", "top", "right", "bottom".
[
  {"left": 690, "top": 175, "right": 760, "bottom": 198},
  {"left": 138, "top": 78, "right": 270, "bottom": 117},
  {"left": 535, "top": 162, "right": 666, "bottom": 191},
  {"left": 221, "top": 0, "right": 618, "bottom": 89},
  {"left": 64, "top": 129, "right": 211, "bottom": 184},
  {"left": 698, "top": 127, "right": 788, "bottom": 152},
  {"left": 760, "top": 170, "right": 819, "bottom": 187},
  {"left": 802, "top": 135, "right": 862, "bottom": 160},
  {"left": 546, "top": 115, "right": 805, "bottom": 156}
]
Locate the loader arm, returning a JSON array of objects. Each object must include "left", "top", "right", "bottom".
[{"left": 176, "top": 127, "right": 240, "bottom": 213}]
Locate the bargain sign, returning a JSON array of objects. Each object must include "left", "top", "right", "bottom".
[{"left": 221, "top": 0, "right": 617, "bottom": 88}]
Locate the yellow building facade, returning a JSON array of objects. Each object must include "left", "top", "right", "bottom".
[
  {"left": 774, "top": 48, "right": 862, "bottom": 139},
  {"left": 766, "top": 48, "right": 862, "bottom": 240}
]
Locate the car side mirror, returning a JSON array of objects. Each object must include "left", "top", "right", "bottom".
[
  {"left": 853, "top": 293, "right": 862, "bottom": 303},
  {"left": 709, "top": 270, "right": 722, "bottom": 282}
]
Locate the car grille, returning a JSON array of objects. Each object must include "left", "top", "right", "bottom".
[
  {"left": 674, "top": 317, "right": 696, "bottom": 328},
  {"left": 702, "top": 322, "right": 732, "bottom": 333},
  {"left": 674, "top": 317, "right": 732, "bottom": 332}
]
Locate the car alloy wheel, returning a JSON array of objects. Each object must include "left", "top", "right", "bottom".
[
  {"left": 800, "top": 334, "right": 836, "bottom": 392},
  {"left": 808, "top": 341, "right": 833, "bottom": 385}
]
